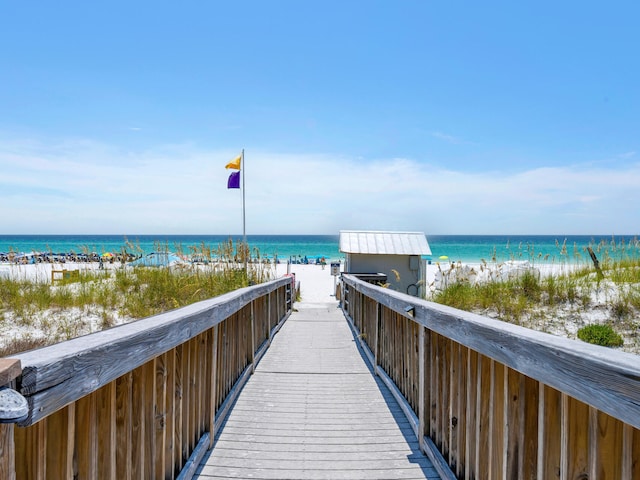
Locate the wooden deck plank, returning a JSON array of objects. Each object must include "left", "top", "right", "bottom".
[
  {"left": 195, "top": 300, "right": 443, "bottom": 480},
  {"left": 202, "top": 447, "right": 427, "bottom": 461},
  {"left": 201, "top": 456, "right": 434, "bottom": 469},
  {"left": 210, "top": 439, "right": 421, "bottom": 454},
  {"left": 196, "top": 466, "right": 438, "bottom": 480}
]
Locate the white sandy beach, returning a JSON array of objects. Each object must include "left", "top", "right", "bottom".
[
  {"left": 0, "top": 259, "right": 585, "bottom": 301},
  {"left": 275, "top": 262, "right": 341, "bottom": 303},
  {"left": 0, "top": 261, "right": 343, "bottom": 302},
  {"left": 1, "top": 260, "right": 637, "bottom": 355},
  {"left": 276, "top": 260, "right": 582, "bottom": 303},
  {"left": 0, "top": 260, "right": 343, "bottom": 300},
  {"left": 0, "top": 259, "right": 512, "bottom": 302}
]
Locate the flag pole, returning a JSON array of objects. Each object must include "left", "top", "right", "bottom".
[
  {"left": 241, "top": 148, "right": 246, "bottom": 244},
  {"left": 241, "top": 149, "right": 247, "bottom": 272}
]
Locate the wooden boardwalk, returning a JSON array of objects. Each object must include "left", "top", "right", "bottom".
[{"left": 195, "top": 299, "right": 442, "bottom": 480}]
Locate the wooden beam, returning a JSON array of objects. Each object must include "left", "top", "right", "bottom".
[
  {"left": 155, "top": 354, "right": 167, "bottom": 479},
  {"left": 76, "top": 392, "right": 98, "bottom": 479},
  {"left": 115, "top": 372, "right": 133, "bottom": 480},
  {"left": 0, "top": 359, "right": 21, "bottom": 386},
  {"left": 209, "top": 326, "right": 219, "bottom": 449},
  {"left": 250, "top": 301, "right": 256, "bottom": 374},
  {"left": 164, "top": 349, "right": 176, "bottom": 480},
  {"left": 622, "top": 423, "right": 632, "bottom": 480},
  {"left": 174, "top": 344, "right": 184, "bottom": 474},
  {"left": 143, "top": 360, "right": 155, "bottom": 479},
  {"left": 15, "top": 419, "right": 47, "bottom": 480},
  {"left": 97, "top": 381, "right": 116, "bottom": 480},
  {"left": 131, "top": 364, "right": 146, "bottom": 479},
  {"left": 374, "top": 303, "right": 381, "bottom": 373},
  {"left": 0, "top": 424, "right": 15, "bottom": 480},
  {"left": 418, "top": 325, "right": 425, "bottom": 453},
  {"left": 586, "top": 246, "right": 605, "bottom": 280}
]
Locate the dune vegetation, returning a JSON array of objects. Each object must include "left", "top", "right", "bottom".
[
  {"left": 0, "top": 240, "right": 275, "bottom": 357},
  {"left": 430, "top": 254, "right": 640, "bottom": 354}
]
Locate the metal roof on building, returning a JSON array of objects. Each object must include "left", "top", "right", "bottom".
[{"left": 339, "top": 230, "right": 432, "bottom": 256}]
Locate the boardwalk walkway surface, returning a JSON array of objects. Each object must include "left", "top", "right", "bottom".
[{"left": 195, "top": 298, "right": 442, "bottom": 480}]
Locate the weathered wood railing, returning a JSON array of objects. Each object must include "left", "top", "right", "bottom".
[
  {"left": 0, "top": 276, "right": 294, "bottom": 479},
  {"left": 340, "top": 274, "right": 640, "bottom": 480}
]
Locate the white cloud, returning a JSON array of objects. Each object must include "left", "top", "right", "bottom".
[
  {"left": 1, "top": 137, "right": 639, "bottom": 235},
  {"left": 430, "top": 131, "right": 464, "bottom": 144}
]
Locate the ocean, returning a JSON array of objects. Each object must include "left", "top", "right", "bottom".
[{"left": 1, "top": 234, "right": 639, "bottom": 265}]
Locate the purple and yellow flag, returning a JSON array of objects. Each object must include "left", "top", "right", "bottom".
[
  {"left": 227, "top": 171, "right": 240, "bottom": 189},
  {"left": 225, "top": 155, "right": 242, "bottom": 170}
]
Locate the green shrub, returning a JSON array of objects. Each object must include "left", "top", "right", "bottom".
[{"left": 577, "top": 324, "right": 623, "bottom": 348}]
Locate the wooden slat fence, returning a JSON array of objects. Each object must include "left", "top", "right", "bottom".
[
  {"left": 340, "top": 274, "right": 640, "bottom": 480},
  {"left": 0, "top": 276, "right": 294, "bottom": 480}
]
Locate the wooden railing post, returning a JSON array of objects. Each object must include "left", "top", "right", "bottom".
[
  {"left": 267, "top": 292, "right": 272, "bottom": 346},
  {"left": 418, "top": 325, "right": 426, "bottom": 453},
  {"left": 276, "top": 286, "right": 280, "bottom": 323},
  {"left": 286, "top": 278, "right": 293, "bottom": 311},
  {"left": 250, "top": 301, "right": 256, "bottom": 374},
  {"left": 0, "top": 359, "right": 26, "bottom": 480},
  {"left": 209, "top": 325, "right": 218, "bottom": 449},
  {"left": 374, "top": 303, "right": 380, "bottom": 373},
  {"left": 0, "top": 423, "right": 15, "bottom": 480},
  {"left": 560, "top": 392, "right": 569, "bottom": 480},
  {"left": 622, "top": 423, "right": 633, "bottom": 479}
]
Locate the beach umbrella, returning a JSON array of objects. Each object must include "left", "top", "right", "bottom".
[
  {"left": 439, "top": 255, "right": 449, "bottom": 260},
  {"left": 128, "top": 252, "right": 185, "bottom": 267},
  {"left": 102, "top": 252, "right": 114, "bottom": 258}
]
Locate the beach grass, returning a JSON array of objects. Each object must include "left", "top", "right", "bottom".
[
  {"left": 431, "top": 255, "right": 640, "bottom": 352},
  {"left": 0, "top": 240, "right": 274, "bottom": 356}
]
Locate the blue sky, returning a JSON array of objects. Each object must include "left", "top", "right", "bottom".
[{"left": 1, "top": 2, "right": 639, "bottom": 235}]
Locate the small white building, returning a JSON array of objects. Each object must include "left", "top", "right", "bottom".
[{"left": 339, "top": 230, "right": 432, "bottom": 297}]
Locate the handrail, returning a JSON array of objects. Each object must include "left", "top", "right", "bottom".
[
  {"left": 340, "top": 273, "right": 640, "bottom": 479},
  {"left": 0, "top": 275, "right": 294, "bottom": 479},
  {"left": 15, "top": 278, "right": 289, "bottom": 425}
]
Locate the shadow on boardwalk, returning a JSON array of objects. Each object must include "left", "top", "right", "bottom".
[{"left": 195, "top": 299, "right": 442, "bottom": 480}]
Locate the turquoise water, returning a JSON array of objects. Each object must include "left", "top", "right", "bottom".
[
  {"left": 1, "top": 234, "right": 639, "bottom": 264},
  {"left": 426, "top": 234, "right": 640, "bottom": 264},
  {"left": 0, "top": 235, "right": 342, "bottom": 263}
]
